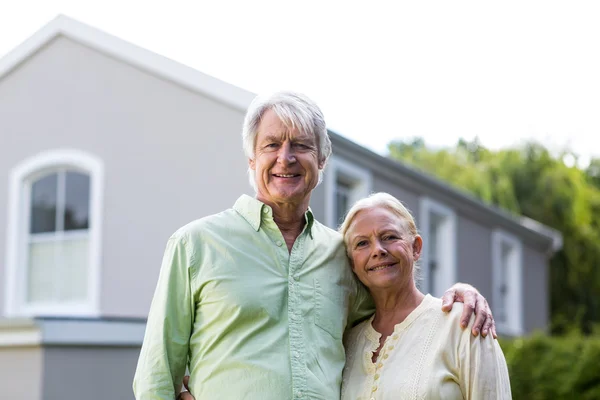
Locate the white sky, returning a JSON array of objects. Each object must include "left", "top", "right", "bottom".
[{"left": 2, "top": 1, "right": 600, "bottom": 167}]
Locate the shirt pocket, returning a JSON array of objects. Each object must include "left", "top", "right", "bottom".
[{"left": 314, "top": 278, "right": 348, "bottom": 339}]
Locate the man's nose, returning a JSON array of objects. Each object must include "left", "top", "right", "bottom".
[{"left": 278, "top": 143, "right": 297, "bottom": 165}]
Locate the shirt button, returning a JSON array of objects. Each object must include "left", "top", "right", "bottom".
[
  {"left": 374, "top": 374, "right": 380, "bottom": 380},
  {"left": 293, "top": 274, "right": 299, "bottom": 281},
  {"left": 276, "top": 240, "right": 283, "bottom": 247},
  {"left": 393, "top": 335, "right": 399, "bottom": 340},
  {"left": 383, "top": 354, "right": 389, "bottom": 359},
  {"left": 296, "top": 391, "right": 302, "bottom": 397},
  {"left": 294, "top": 351, "right": 300, "bottom": 358},
  {"left": 263, "top": 208, "right": 269, "bottom": 214}
]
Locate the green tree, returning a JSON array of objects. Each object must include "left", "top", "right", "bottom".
[{"left": 388, "top": 138, "right": 600, "bottom": 334}]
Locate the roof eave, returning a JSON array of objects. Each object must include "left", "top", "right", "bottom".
[
  {"left": 329, "top": 131, "right": 563, "bottom": 254},
  {"left": 0, "top": 14, "right": 256, "bottom": 113}
]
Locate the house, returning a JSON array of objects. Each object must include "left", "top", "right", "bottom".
[{"left": 0, "top": 15, "right": 562, "bottom": 400}]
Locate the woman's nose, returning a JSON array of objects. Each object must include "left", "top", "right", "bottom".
[{"left": 371, "top": 241, "right": 387, "bottom": 257}]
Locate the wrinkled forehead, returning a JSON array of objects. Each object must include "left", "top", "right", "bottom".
[
  {"left": 348, "top": 207, "right": 411, "bottom": 238},
  {"left": 257, "top": 109, "right": 316, "bottom": 142}
]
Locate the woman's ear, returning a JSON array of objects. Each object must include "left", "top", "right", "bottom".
[
  {"left": 346, "top": 252, "right": 359, "bottom": 274},
  {"left": 248, "top": 158, "right": 255, "bottom": 170},
  {"left": 412, "top": 235, "right": 423, "bottom": 261}
]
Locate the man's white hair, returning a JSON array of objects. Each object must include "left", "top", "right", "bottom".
[{"left": 242, "top": 91, "right": 332, "bottom": 191}]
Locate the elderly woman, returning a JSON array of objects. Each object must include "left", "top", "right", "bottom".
[{"left": 339, "top": 192, "right": 511, "bottom": 400}]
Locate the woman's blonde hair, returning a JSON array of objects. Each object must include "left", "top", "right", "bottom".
[{"left": 339, "top": 192, "right": 418, "bottom": 242}]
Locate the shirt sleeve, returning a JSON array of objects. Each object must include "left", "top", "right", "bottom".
[
  {"left": 133, "top": 234, "right": 195, "bottom": 399},
  {"left": 459, "top": 320, "right": 513, "bottom": 399},
  {"left": 347, "top": 277, "right": 375, "bottom": 328}
]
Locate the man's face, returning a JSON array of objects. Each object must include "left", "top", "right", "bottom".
[{"left": 249, "top": 109, "right": 323, "bottom": 208}]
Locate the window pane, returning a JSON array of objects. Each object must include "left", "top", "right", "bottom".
[
  {"left": 58, "top": 237, "right": 89, "bottom": 301},
  {"left": 428, "top": 218, "right": 439, "bottom": 295},
  {"left": 27, "top": 241, "right": 58, "bottom": 303},
  {"left": 498, "top": 243, "right": 511, "bottom": 323},
  {"left": 64, "top": 171, "right": 90, "bottom": 231},
  {"left": 27, "top": 237, "right": 89, "bottom": 304},
  {"left": 335, "top": 180, "right": 352, "bottom": 225},
  {"left": 30, "top": 173, "right": 58, "bottom": 234}
]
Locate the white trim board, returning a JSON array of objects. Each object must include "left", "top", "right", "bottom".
[
  {"left": 0, "top": 319, "right": 146, "bottom": 347},
  {"left": 0, "top": 15, "right": 256, "bottom": 112}
]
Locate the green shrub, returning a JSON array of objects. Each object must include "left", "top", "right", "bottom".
[{"left": 499, "top": 333, "right": 600, "bottom": 399}]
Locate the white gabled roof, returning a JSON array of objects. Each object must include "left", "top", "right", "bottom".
[{"left": 0, "top": 14, "right": 256, "bottom": 112}]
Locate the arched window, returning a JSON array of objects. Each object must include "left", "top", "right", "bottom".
[{"left": 5, "top": 149, "right": 104, "bottom": 317}]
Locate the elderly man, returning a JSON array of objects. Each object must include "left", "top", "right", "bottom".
[{"left": 133, "top": 91, "right": 496, "bottom": 400}]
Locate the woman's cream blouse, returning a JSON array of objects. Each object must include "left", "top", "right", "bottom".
[{"left": 341, "top": 295, "right": 512, "bottom": 400}]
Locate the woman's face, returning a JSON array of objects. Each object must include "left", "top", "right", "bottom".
[{"left": 346, "top": 207, "right": 422, "bottom": 292}]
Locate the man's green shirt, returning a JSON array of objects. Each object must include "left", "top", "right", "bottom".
[{"left": 133, "top": 195, "right": 373, "bottom": 399}]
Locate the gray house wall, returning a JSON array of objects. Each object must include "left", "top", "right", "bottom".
[
  {"left": 456, "top": 217, "right": 493, "bottom": 299},
  {"left": 43, "top": 346, "right": 140, "bottom": 400},
  {"left": 371, "top": 175, "right": 420, "bottom": 219},
  {"left": 0, "top": 30, "right": 554, "bottom": 327},
  {"left": 523, "top": 247, "right": 549, "bottom": 333},
  {"left": 0, "top": 346, "right": 43, "bottom": 400},
  {"left": 0, "top": 36, "right": 252, "bottom": 318}
]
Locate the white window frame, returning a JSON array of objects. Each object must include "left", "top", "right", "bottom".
[
  {"left": 418, "top": 197, "right": 457, "bottom": 297},
  {"left": 324, "top": 155, "right": 372, "bottom": 228},
  {"left": 491, "top": 229, "right": 524, "bottom": 336},
  {"left": 4, "top": 149, "right": 104, "bottom": 317}
]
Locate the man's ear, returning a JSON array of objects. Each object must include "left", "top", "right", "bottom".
[
  {"left": 412, "top": 235, "right": 423, "bottom": 261},
  {"left": 249, "top": 158, "right": 255, "bottom": 170}
]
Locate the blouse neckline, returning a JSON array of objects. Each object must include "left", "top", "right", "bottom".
[{"left": 361, "top": 294, "right": 436, "bottom": 373}]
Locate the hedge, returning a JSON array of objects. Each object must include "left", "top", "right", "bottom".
[{"left": 499, "top": 333, "right": 600, "bottom": 399}]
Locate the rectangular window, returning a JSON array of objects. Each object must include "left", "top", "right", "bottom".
[
  {"left": 419, "top": 198, "right": 456, "bottom": 297},
  {"left": 492, "top": 230, "right": 523, "bottom": 335},
  {"left": 427, "top": 215, "right": 439, "bottom": 296},
  {"left": 325, "top": 156, "right": 372, "bottom": 229}
]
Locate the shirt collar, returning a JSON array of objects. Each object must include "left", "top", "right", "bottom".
[{"left": 233, "top": 194, "right": 315, "bottom": 238}]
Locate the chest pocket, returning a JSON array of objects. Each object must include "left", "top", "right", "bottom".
[{"left": 314, "top": 278, "right": 348, "bottom": 339}]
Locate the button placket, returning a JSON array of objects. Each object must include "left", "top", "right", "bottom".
[
  {"left": 288, "top": 233, "right": 306, "bottom": 399},
  {"left": 368, "top": 330, "right": 400, "bottom": 396}
]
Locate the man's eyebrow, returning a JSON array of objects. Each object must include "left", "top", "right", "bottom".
[{"left": 260, "top": 134, "right": 282, "bottom": 142}]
